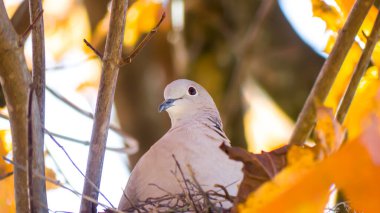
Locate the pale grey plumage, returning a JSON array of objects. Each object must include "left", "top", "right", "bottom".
[{"left": 118, "top": 79, "right": 243, "bottom": 211}]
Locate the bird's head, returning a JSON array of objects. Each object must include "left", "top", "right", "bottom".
[{"left": 159, "top": 79, "right": 218, "bottom": 123}]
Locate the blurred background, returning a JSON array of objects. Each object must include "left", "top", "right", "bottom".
[{"left": 1, "top": 0, "right": 346, "bottom": 211}]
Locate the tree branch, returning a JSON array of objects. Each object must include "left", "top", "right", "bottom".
[
  {"left": 18, "top": 8, "right": 43, "bottom": 46},
  {"left": 336, "top": 9, "right": 380, "bottom": 123},
  {"left": 28, "top": 0, "right": 48, "bottom": 211},
  {"left": 80, "top": 0, "right": 129, "bottom": 212},
  {"left": 119, "top": 12, "right": 166, "bottom": 66},
  {"left": 45, "top": 86, "right": 138, "bottom": 154},
  {"left": 3, "top": 157, "right": 123, "bottom": 213},
  {"left": 83, "top": 39, "right": 104, "bottom": 59},
  {"left": 289, "top": 0, "right": 374, "bottom": 146},
  {"left": 0, "top": 2, "right": 33, "bottom": 212}
]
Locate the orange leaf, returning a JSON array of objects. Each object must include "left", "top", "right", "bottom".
[
  {"left": 0, "top": 175, "right": 15, "bottom": 213},
  {"left": 321, "top": 115, "right": 380, "bottom": 212},
  {"left": 239, "top": 145, "right": 331, "bottom": 213},
  {"left": 314, "top": 106, "right": 345, "bottom": 158},
  {"left": 240, "top": 114, "right": 380, "bottom": 213}
]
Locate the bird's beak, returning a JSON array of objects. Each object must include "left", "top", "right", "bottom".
[{"left": 159, "top": 98, "right": 178, "bottom": 112}]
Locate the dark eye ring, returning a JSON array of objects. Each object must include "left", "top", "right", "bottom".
[{"left": 188, "top": 86, "right": 197, "bottom": 95}]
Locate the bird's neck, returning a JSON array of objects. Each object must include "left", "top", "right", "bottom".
[{"left": 169, "top": 108, "right": 229, "bottom": 143}]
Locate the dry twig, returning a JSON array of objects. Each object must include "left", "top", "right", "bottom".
[
  {"left": 2, "top": 157, "right": 122, "bottom": 213},
  {"left": 44, "top": 128, "right": 115, "bottom": 208},
  {"left": 122, "top": 157, "right": 233, "bottom": 213},
  {"left": 119, "top": 12, "right": 166, "bottom": 66},
  {"left": 45, "top": 86, "right": 138, "bottom": 154},
  {"left": 83, "top": 39, "right": 104, "bottom": 59},
  {"left": 18, "top": 9, "right": 43, "bottom": 46}
]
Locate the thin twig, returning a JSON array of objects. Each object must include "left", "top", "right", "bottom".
[
  {"left": 18, "top": 9, "right": 43, "bottom": 46},
  {"left": 0, "top": 171, "right": 13, "bottom": 180},
  {"left": 187, "top": 164, "right": 216, "bottom": 212},
  {"left": 44, "top": 128, "right": 115, "bottom": 208},
  {"left": 48, "top": 131, "right": 128, "bottom": 153},
  {"left": 2, "top": 157, "right": 122, "bottom": 213},
  {"left": 289, "top": 0, "right": 374, "bottom": 146},
  {"left": 172, "top": 155, "right": 199, "bottom": 213},
  {"left": 0, "top": 111, "right": 129, "bottom": 153},
  {"left": 336, "top": 10, "right": 380, "bottom": 123},
  {"left": 214, "top": 184, "right": 232, "bottom": 202},
  {"left": 45, "top": 86, "right": 138, "bottom": 154},
  {"left": 119, "top": 12, "right": 166, "bottom": 66},
  {"left": 83, "top": 39, "right": 103, "bottom": 59},
  {"left": 45, "top": 148, "right": 74, "bottom": 187}
]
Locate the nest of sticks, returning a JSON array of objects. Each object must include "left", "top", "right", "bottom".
[{"left": 116, "top": 155, "right": 236, "bottom": 213}]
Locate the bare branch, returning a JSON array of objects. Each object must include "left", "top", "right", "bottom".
[
  {"left": 80, "top": 1, "right": 129, "bottom": 211},
  {"left": 2, "top": 157, "right": 122, "bottom": 213},
  {"left": 28, "top": 0, "right": 48, "bottom": 210},
  {"left": 47, "top": 131, "right": 129, "bottom": 153},
  {"left": 336, "top": 9, "right": 380, "bottom": 123},
  {"left": 0, "top": 1, "right": 33, "bottom": 211},
  {"left": 18, "top": 9, "right": 43, "bottom": 47},
  {"left": 45, "top": 86, "right": 138, "bottom": 154},
  {"left": 172, "top": 155, "right": 199, "bottom": 213},
  {"left": 0, "top": 171, "right": 13, "bottom": 180},
  {"left": 119, "top": 12, "right": 166, "bottom": 66},
  {"left": 289, "top": 0, "right": 374, "bottom": 146},
  {"left": 0, "top": 111, "right": 128, "bottom": 153},
  {"left": 44, "top": 129, "right": 115, "bottom": 208},
  {"left": 83, "top": 39, "right": 104, "bottom": 59}
]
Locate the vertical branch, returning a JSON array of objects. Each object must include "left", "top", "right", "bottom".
[
  {"left": 336, "top": 10, "right": 380, "bottom": 123},
  {"left": 27, "top": 85, "right": 34, "bottom": 212},
  {"left": 80, "top": 0, "right": 129, "bottom": 212},
  {"left": 28, "top": 0, "right": 48, "bottom": 211},
  {"left": 289, "top": 0, "right": 374, "bottom": 146},
  {"left": 29, "top": 0, "right": 45, "bottom": 114},
  {"left": 0, "top": 2, "right": 31, "bottom": 212}
]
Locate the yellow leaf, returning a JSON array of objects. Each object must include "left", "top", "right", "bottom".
[
  {"left": 124, "top": 0, "right": 162, "bottom": 47},
  {"left": 0, "top": 175, "right": 15, "bottom": 213},
  {"left": 314, "top": 106, "right": 345, "bottom": 158},
  {"left": 344, "top": 66, "right": 380, "bottom": 140},
  {"left": 324, "top": 42, "right": 362, "bottom": 112},
  {"left": 240, "top": 114, "right": 380, "bottom": 213},
  {"left": 45, "top": 167, "right": 58, "bottom": 190},
  {"left": 311, "top": 0, "right": 344, "bottom": 32},
  {"left": 0, "top": 129, "right": 13, "bottom": 176}
]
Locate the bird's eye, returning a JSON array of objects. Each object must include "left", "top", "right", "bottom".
[{"left": 188, "top": 86, "right": 197, "bottom": 95}]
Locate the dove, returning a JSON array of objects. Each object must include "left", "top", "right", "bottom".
[{"left": 118, "top": 79, "right": 243, "bottom": 211}]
